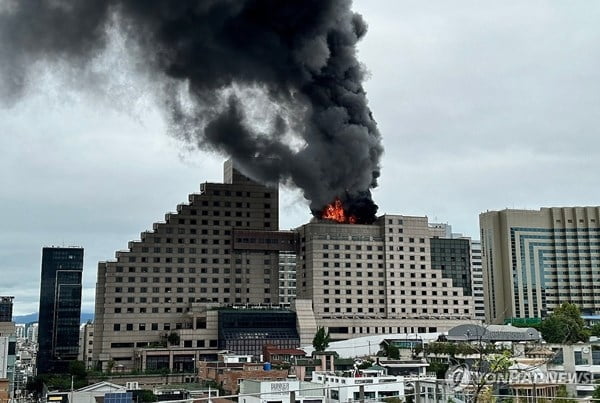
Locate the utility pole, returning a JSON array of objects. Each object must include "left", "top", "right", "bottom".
[{"left": 414, "top": 380, "right": 421, "bottom": 403}]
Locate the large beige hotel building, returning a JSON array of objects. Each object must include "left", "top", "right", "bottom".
[
  {"left": 480, "top": 207, "right": 600, "bottom": 324},
  {"left": 93, "top": 161, "right": 477, "bottom": 372}
]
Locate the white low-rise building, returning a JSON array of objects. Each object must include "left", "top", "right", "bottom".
[
  {"left": 46, "top": 382, "right": 130, "bottom": 403},
  {"left": 239, "top": 379, "right": 325, "bottom": 403},
  {"left": 221, "top": 352, "right": 254, "bottom": 364},
  {"left": 311, "top": 369, "right": 405, "bottom": 402}
]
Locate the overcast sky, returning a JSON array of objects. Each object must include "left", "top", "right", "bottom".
[{"left": 2, "top": 1, "right": 600, "bottom": 315}]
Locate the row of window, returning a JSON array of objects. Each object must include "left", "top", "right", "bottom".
[
  {"left": 114, "top": 264, "right": 270, "bottom": 274},
  {"left": 322, "top": 253, "right": 387, "bottom": 259},
  {"left": 389, "top": 243, "right": 428, "bottom": 252},
  {"left": 120, "top": 256, "right": 221, "bottom": 264},
  {"left": 321, "top": 264, "right": 459, "bottom": 273},
  {"left": 111, "top": 337, "right": 218, "bottom": 349},
  {"left": 320, "top": 286, "right": 465, "bottom": 298},
  {"left": 113, "top": 271, "right": 272, "bottom": 284},
  {"left": 112, "top": 277, "right": 254, "bottom": 285},
  {"left": 321, "top": 270, "right": 446, "bottom": 281},
  {"left": 110, "top": 296, "right": 273, "bottom": 313},
  {"left": 168, "top": 209, "right": 272, "bottom": 221},
  {"left": 196, "top": 198, "right": 269, "bottom": 207},
  {"left": 323, "top": 297, "right": 468, "bottom": 305},
  {"left": 322, "top": 279, "right": 459, "bottom": 293},
  {"left": 321, "top": 261, "right": 384, "bottom": 268},
  {"left": 199, "top": 188, "right": 272, "bottom": 198},
  {"left": 111, "top": 286, "right": 272, "bottom": 302},
  {"left": 388, "top": 254, "right": 427, "bottom": 261},
  {"left": 555, "top": 218, "right": 597, "bottom": 224},
  {"left": 113, "top": 285, "right": 271, "bottom": 296},
  {"left": 111, "top": 286, "right": 274, "bottom": 294},
  {"left": 142, "top": 218, "right": 270, "bottom": 238},
  {"left": 321, "top": 305, "right": 471, "bottom": 315},
  {"left": 386, "top": 218, "right": 405, "bottom": 225},
  {"left": 322, "top": 244, "right": 383, "bottom": 251},
  {"left": 119, "top": 250, "right": 281, "bottom": 264},
  {"left": 168, "top": 210, "right": 269, "bottom": 224}
]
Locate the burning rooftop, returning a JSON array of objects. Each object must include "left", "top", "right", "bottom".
[
  {"left": 321, "top": 198, "right": 357, "bottom": 224},
  {"left": 315, "top": 192, "right": 378, "bottom": 225}
]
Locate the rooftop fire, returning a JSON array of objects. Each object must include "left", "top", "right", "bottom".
[
  {"left": 316, "top": 191, "right": 378, "bottom": 225},
  {"left": 321, "top": 198, "right": 357, "bottom": 224}
]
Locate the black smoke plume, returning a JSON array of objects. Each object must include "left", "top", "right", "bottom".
[{"left": 0, "top": 0, "right": 383, "bottom": 222}]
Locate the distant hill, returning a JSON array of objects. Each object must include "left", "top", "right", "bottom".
[{"left": 13, "top": 312, "right": 94, "bottom": 324}]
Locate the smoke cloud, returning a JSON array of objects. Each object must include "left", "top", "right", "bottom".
[{"left": 0, "top": 0, "right": 383, "bottom": 221}]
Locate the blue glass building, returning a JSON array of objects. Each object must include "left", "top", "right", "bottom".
[{"left": 37, "top": 247, "right": 84, "bottom": 374}]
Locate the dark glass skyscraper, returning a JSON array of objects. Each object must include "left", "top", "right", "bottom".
[
  {"left": 0, "top": 296, "right": 14, "bottom": 322},
  {"left": 37, "top": 247, "right": 84, "bottom": 374}
]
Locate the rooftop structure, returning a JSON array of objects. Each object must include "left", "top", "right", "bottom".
[{"left": 446, "top": 324, "right": 540, "bottom": 342}]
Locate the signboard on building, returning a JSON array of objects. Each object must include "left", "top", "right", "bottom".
[{"left": 270, "top": 382, "right": 290, "bottom": 394}]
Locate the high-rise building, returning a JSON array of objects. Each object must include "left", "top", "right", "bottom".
[
  {"left": 480, "top": 207, "right": 600, "bottom": 324},
  {"left": 0, "top": 310, "right": 16, "bottom": 400},
  {"left": 13, "top": 325, "right": 24, "bottom": 340},
  {"left": 78, "top": 322, "right": 94, "bottom": 369},
  {"left": 470, "top": 240, "right": 485, "bottom": 321},
  {"left": 92, "top": 160, "right": 295, "bottom": 371},
  {"left": 294, "top": 215, "right": 476, "bottom": 340},
  {"left": 25, "top": 324, "right": 37, "bottom": 344},
  {"left": 0, "top": 336, "right": 9, "bottom": 381},
  {"left": 93, "top": 160, "right": 480, "bottom": 370},
  {"left": 0, "top": 298, "right": 13, "bottom": 323},
  {"left": 37, "top": 246, "right": 84, "bottom": 374}
]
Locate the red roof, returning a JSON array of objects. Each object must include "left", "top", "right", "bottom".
[{"left": 269, "top": 348, "right": 306, "bottom": 355}]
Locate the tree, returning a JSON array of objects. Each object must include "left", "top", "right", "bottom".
[
  {"left": 555, "top": 384, "right": 576, "bottom": 403},
  {"left": 136, "top": 389, "right": 158, "bottom": 402},
  {"left": 428, "top": 362, "right": 449, "bottom": 379},
  {"left": 467, "top": 350, "right": 514, "bottom": 403},
  {"left": 25, "top": 376, "right": 45, "bottom": 398},
  {"left": 486, "top": 350, "right": 513, "bottom": 375},
  {"left": 540, "top": 303, "right": 589, "bottom": 343},
  {"left": 312, "top": 327, "right": 330, "bottom": 352},
  {"left": 590, "top": 322, "right": 600, "bottom": 337},
  {"left": 69, "top": 360, "right": 87, "bottom": 379},
  {"left": 167, "top": 331, "right": 180, "bottom": 346},
  {"left": 383, "top": 344, "right": 400, "bottom": 359},
  {"left": 107, "top": 359, "right": 115, "bottom": 374},
  {"left": 592, "top": 384, "right": 600, "bottom": 400}
]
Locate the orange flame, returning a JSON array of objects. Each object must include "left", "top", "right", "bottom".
[{"left": 321, "top": 198, "right": 357, "bottom": 224}]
